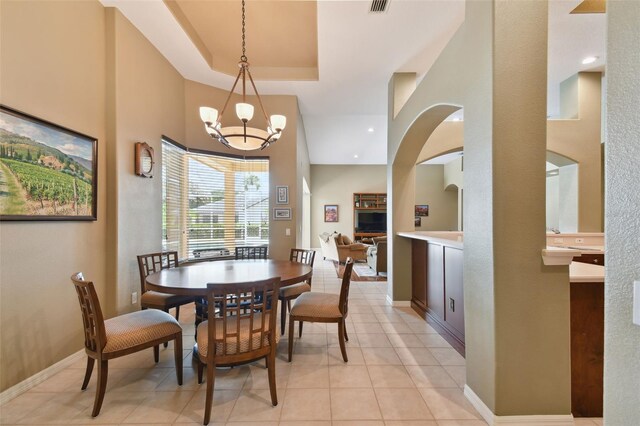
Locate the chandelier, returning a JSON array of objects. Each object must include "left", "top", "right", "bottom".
[{"left": 199, "top": 0, "right": 286, "bottom": 151}]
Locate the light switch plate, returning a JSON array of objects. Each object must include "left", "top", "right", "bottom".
[
  {"left": 285, "top": 228, "right": 291, "bottom": 236},
  {"left": 634, "top": 281, "right": 640, "bottom": 326}
]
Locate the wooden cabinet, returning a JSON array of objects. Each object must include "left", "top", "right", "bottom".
[
  {"left": 411, "top": 240, "right": 427, "bottom": 310},
  {"left": 426, "top": 243, "right": 445, "bottom": 319},
  {"left": 353, "top": 193, "right": 387, "bottom": 241},
  {"left": 444, "top": 247, "right": 464, "bottom": 341},
  {"left": 410, "top": 240, "right": 465, "bottom": 348},
  {"left": 353, "top": 193, "right": 386, "bottom": 209},
  {"left": 573, "top": 253, "right": 605, "bottom": 266}
]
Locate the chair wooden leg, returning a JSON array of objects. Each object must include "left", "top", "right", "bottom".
[
  {"left": 174, "top": 334, "right": 183, "bottom": 385},
  {"left": 298, "top": 320, "right": 303, "bottom": 338},
  {"left": 154, "top": 345, "right": 160, "bottom": 363},
  {"left": 81, "top": 357, "right": 95, "bottom": 390},
  {"left": 161, "top": 309, "right": 170, "bottom": 348},
  {"left": 203, "top": 359, "right": 216, "bottom": 425},
  {"left": 280, "top": 297, "right": 287, "bottom": 336},
  {"left": 288, "top": 317, "right": 295, "bottom": 362},
  {"left": 343, "top": 321, "right": 349, "bottom": 342},
  {"left": 91, "top": 360, "right": 108, "bottom": 417},
  {"left": 338, "top": 319, "right": 348, "bottom": 362},
  {"left": 197, "top": 360, "right": 204, "bottom": 384},
  {"left": 267, "top": 351, "right": 278, "bottom": 406},
  {"left": 175, "top": 305, "right": 181, "bottom": 321}
]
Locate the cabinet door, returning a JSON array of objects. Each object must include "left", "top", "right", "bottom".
[
  {"left": 411, "top": 240, "right": 427, "bottom": 309},
  {"left": 444, "top": 247, "right": 464, "bottom": 337},
  {"left": 426, "top": 243, "right": 445, "bottom": 320}
]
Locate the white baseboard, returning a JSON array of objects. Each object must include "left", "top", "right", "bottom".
[
  {"left": 0, "top": 350, "right": 85, "bottom": 405},
  {"left": 385, "top": 294, "right": 411, "bottom": 307},
  {"left": 464, "top": 385, "right": 575, "bottom": 425}
]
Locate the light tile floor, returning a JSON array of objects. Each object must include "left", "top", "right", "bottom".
[{"left": 0, "top": 259, "right": 603, "bottom": 426}]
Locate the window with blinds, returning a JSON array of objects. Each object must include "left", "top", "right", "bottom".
[{"left": 162, "top": 138, "right": 269, "bottom": 260}]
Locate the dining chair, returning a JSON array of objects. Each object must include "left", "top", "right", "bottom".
[
  {"left": 196, "top": 278, "right": 280, "bottom": 425},
  {"left": 288, "top": 258, "right": 354, "bottom": 362},
  {"left": 279, "top": 248, "right": 316, "bottom": 335},
  {"left": 235, "top": 246, "right": 268, "bottom": 260},
  {"left": 71, "top": 273, "right": 183, "bottom": 417},
  {"left": 137, "top": 251, "right": 194, "bottom": 321}
]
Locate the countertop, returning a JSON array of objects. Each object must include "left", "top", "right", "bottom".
[
  {"left": 397, "top": 231, "right": 463, "bottom": 249},
  {"left": 569, "top": 261, "right": 604, "bottom": 283},
  {"left": 399, "top": 231, "right": 604, "bottom": 282}
]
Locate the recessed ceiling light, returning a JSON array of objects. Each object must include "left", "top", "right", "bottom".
[
  {"left": 354, "top": 154, "right": 359, "bottom": 159},
  {"left": 367, "top": 128, "right": 374, "bottom": 133},
  {"left": 582, "top": 56, "right": 598, "bottom": 65}
]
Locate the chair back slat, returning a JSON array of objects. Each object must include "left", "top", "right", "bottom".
[
  {"left": 71, "top": 273, "right": 107, "bottom": 354},
  {"left": 338, "top": 258, "right": 355, "bottom": 316},
  {"left": 137, "top": 251, "right": 179, "bottom": 293},
  {"left": 235, "top": 246, "right": 268, "bottom": 260},
  {"left": 206, "top": 278, "right": 279, "bottom": 358},
  {"left": 289, "top": 248, "right": 316, "bottom": 266}
]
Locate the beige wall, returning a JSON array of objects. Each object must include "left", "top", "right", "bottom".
[
  {"left": 417, "top": 72, "right": 603, "bottom": 233},
  {"left": 604, "top": 1, "right": 640, "bottom": 423},
  {"left": 106, "top": 9, "right": 186, "bottom": 315},
  {"left": 414, "top": 164, "right": 458, "bottom": 231},
  {"left": 0, "top": 0, "right": 310, "bottom": 392},
  {"left": 296, "top": 109, "right": 311, "bottom": 248},
  {"left": 184, "top": 80, "right": 302, "bottom": 261},
  {"left": 310, "top": 164, "right": 457, "bottom": 244},
  {"left": 388, "top": 0, "right": 570, "bottom": 417},
  {"left": 0, "top": 1, "right": 108, "bottom": 391},
  {"left": 310, "top": 165, "right": 386, "bottom": 242}
]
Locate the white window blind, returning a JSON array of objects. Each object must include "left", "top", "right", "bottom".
[{"left": 162, "top": 138, "right": 269, "bottom": 260}]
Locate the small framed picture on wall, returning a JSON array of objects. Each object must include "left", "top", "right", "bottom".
[
  {"left": 324, "top": 205, "right": 339, "bottom": 222},
  {"left": 276, "top": 185, "right": 288, "bottom": 204},
  {"left": 273, "top": 208, "right": 291, "bottom": 220}
]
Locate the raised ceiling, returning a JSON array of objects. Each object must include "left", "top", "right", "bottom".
[
  {"left": 164, "top": 0, "right": 318, "bottom": 80},
  {"left": 100, "top": 0, "right": 605, "bottom": 165}
]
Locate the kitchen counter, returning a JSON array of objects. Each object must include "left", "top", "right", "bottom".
[
  {"left": 569, "top": 261, "right": 604, "bottom": 283},
  {"left": 397, "top": 231, "right": 463, "bottom": 249}
]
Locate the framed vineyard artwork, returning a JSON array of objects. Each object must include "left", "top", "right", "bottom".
[{"left": 0, "top": 105, "right": 97, "bottom": 221}]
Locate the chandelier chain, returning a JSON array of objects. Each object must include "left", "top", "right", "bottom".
[{"left": 241, "top": 0, "right": 247, "bottom": 62}]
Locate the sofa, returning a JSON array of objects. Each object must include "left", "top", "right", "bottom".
[
  {"left": 318, "top": 232, "right": 368, "bottom": 263},
  {"left": 367, "top": 236, "right": 387, "bottom": 275}
]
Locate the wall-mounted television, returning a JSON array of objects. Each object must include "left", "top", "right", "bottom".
[{"left": 356, "top": 211, "right": 387, "bottom": 233}]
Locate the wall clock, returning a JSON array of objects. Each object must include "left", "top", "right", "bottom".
[{"left": 134, "top": 142, "right": 154, "bottom": 178}]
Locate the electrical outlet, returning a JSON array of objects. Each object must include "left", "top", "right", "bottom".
[
  {"left": 554, "top": 238, "right": 564, "bottom": 244},
  {"left": 575, "top": 238, "right": 584, "bottom": 243},
  {"left": 286, "top": 228, "right": 291, "bottom": 236},
  {"left": 131, "top": 292, "right": 138, "bottom": 304}
]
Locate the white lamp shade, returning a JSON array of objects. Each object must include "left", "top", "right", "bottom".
[
  {"left": 270, "top": 114, "right": 286, "bottom": 131},
  {"left": 199, "top": 106, "right": 218, "bottom": 124},
  {"left": 236, "top": 103, "right": 254, "bottom": 121}
]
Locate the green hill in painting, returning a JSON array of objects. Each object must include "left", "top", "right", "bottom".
[{"left": 0, "top": 128, "right": 92, "bottom": 184}]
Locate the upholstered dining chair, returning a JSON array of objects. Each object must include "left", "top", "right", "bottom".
[
  {"left": 288, "top": 258, "right": 354, "bottom": 362},
  {"left": 71, "top": 273, "right": 183, "bottom": 418},
  {"left": 235, "top": 246, "right": 268, "bottom": 260},
  {"left": 196, "top": 278, "right": 280, "bottom": 425},
  {"left": 137, "top": 251, "right": 194, "bottom": 321},
  {"left": 279, "top": 248, "right": 316, "bottom": 335}
]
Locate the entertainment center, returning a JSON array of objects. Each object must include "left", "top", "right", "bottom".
[{"left": 353, "top": 193, "right": 387, "bottom": 242}]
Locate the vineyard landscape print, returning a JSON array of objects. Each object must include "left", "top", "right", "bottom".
[{"left": 0, "top": 107, "right": 96, "bottom": 220}]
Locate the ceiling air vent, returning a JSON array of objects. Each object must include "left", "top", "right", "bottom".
[{"left": 370, "top": 0, "right": 389, "bottom": 13}]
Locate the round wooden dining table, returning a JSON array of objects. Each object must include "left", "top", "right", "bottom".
[{"left": 145, "top": 259, "right": 313, "bottom": 296}]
